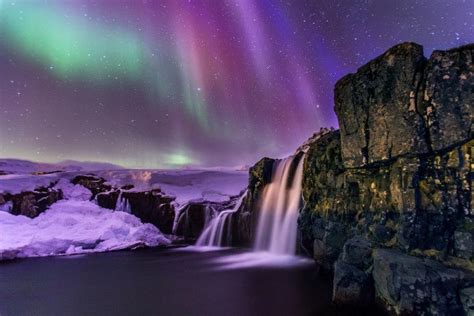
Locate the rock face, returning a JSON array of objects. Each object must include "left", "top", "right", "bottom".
[
  {"left": 121, "top": 190, "right": 175, "bottom": 234},
  {"left": 0, "top": 186, "right": 63, "bottom": 218},
  {"left": 231, "top": 157, "right": 275, "bottom": 246},
  {"left": 96, "top": 188, "right": 175, "bottom": 234},
  {"left": 71, "top": 175, "right": 112, "bottom": 199},
  {"left": 424, "top": 44, "right": 473, "bottom": 151},
  {"left": 243, "top": 42, "right": 473, "bottom": 315},
  {"left": 335, "top": 43, "right": 429, "bottom": 168}
]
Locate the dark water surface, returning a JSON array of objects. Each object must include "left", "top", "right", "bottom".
[{"left": 0, "top": 248, "right": 385, "bottom": 316}]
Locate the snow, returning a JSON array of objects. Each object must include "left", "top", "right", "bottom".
[
  {"left": 0, "top": 200, "right": 170, "bottom": 260},
  {"left": 0, "top": 173, "right": 62, "bottom": 195},
  {"left": 0, "top": 158, "right": 122, "bottom": 195},
  {"left": 54, "top": 178, "right": 92, "bottom": 201},
  {"left": 95, "top": 169, "right": 248, "bottom": 205},
  {"left": 0, "top": 159, "right": 248, "bottom": 260},
  {"left": 0, "top": 158, "right": 122, "bottom": 174},
  {"left": 0, "top": 201, "right": 12, "bottom": 213},
  {"left": 0, "top": 159, "right": 248, "bottom": 204}
]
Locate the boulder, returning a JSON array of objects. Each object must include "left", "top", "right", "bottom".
[
  {"left": 96, "top": 188, "right": 176, "bottom": 234},
  {"left": 341, "top": 236, "right": 373, "bottom": 270},
  {"left": 373, "top": 249, "right": 474, "bottom": 315},
  {"left": 332, "top": 260, "right": 373, "bottom": 305},
  {"left": 8, "top": 188, "right": 62, "bottom": 218}
]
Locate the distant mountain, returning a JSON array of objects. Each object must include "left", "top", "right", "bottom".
[
  {"left": 55, "top": 160, "right": 124, "bottom": 172},
  {"left": 0, "top": 158, "right": 123, "bottom": 174}
]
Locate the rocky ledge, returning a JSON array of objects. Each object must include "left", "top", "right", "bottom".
[{"left": 242, "top": 42, "right": 473, "bottom": 315}]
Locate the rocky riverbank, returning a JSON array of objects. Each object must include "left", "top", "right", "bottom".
[{"left": 240, "top": 42, "right": 473, "bottom": 315}]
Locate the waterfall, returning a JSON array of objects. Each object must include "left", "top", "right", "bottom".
[
  {"left": 196, "top": 191, "right": 247, "bottom": 247},
  {"left": 253, "top": 155, "right": 304, "bottom": 255},
  {"left": 115, "top": 191, "right": 131, "bottom": 213}
]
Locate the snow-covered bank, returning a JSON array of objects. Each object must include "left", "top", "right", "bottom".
[
  {"left": 0, "top": 200, "right": 170, "bottom": 260},
  {"left": 0, "top": 159, "right": 248, "bottom": 260},
  {"left": 95, "top": 169, "right": 247, "bottom": 205}
]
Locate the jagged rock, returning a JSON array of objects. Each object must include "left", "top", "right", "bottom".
[
  {"left": 373, "top": 249, "right": 474, "bottom": 315},
  {"left": 231, "top": 203, "right": 254, "bottom": 247},
  {"left": 248, "top": 157, "right": 275, "bottom": 199},
  {"left": 174, "top": 203, "right": 215, "bottom": 240},
  {"left": 7, "top": 188, "right": 62, "bottom": 218},
  {"left": 121, "top": 190, "right": 175, "bottom": 234},
  {"left": 71, "top": 175, "right": 111, "bottom": 198},
  {"left": 96, "top": 189, "right": 176, "bottom": 234},
  {"left": 423, "top": 44, "right": 473, "bottom": 152},
  {"left": 332, "top": 260, "right": 373, "bottom": 305},
  {"left": 96, "top": 190, "right": 120, "bottom": 209},
  {"left": 230, "top": 157, "right": 275, "bottom": 247},
  {"left": 335, "top": 42, "right": 428, "bottom": 168}
]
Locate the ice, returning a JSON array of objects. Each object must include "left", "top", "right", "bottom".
[{"left": 0, "top": 200, "right": 170, "bottom": 260}]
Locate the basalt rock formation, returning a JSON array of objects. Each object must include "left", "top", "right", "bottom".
[
  {"left": 243, "top": 42, "right": 473, "bottom": 315},
  {"left": 95, "top": 188, "right": 175, "bottom": 234},
  {"left": 0, "top": 186, "right": 63, "bottom": 218}
]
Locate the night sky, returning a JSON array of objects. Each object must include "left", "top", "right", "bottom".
[{"left": 1, "top": 0, "right": 473, "bottom": 168}]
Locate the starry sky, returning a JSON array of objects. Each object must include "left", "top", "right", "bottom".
[{"left": 0, "top": 0, "right": 473, "bottom": 168}]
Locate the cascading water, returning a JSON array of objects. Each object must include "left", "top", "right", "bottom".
[
  {"left": 115, "top": 191, "right": 131, "bottom": 213},
  {"left": 253, "top": 155, "right": 304, "bottom": 255},
  {"left": 196, "top": 191, "right": 247, "bottom": 247}
]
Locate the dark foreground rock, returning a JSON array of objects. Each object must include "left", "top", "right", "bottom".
[
  {"left": 96, "top": 188, "right": 175, "bottom": 234},
  {"left": 242, "top": 42, "right": 473, "bottom": 315},
  {"left": 71, "top": 175, "right": 112, "bottom": 198},
  {"left": 0, "top": 186, "right": 63, "bottom": 218}
]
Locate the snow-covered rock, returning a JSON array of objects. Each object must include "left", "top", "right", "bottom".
[
  {"left": 0, "top": 200, "right": 170, "bottom": 260},
  {"left": 95, "top": 169, "right": 248, "bottom": 205},
  {"left": 54, "top": 178, "right": 92, "bottom": 201}
]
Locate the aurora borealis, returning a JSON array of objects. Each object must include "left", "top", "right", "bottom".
[{"left": 1, "top": 1, "right": 473, "bottom": 168}]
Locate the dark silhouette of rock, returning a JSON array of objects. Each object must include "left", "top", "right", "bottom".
[
  {"left": 2, "top": 186, "right": 63, "bottom": 218},
  {"left": 96, "top": 188, "right": 175, "bottom": 234},
  {"left": 71, "top": 175, "right": 112, "bottom": 199},
  {"left": 122, "top": 190, "right": 175, "bottom": 234},
  {"left": 174, "top": 199, "right": 236, "bottom": 241}
]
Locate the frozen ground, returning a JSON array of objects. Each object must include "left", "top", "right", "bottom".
[
  {"left": 0, "top": 200, "right": 170, "bottom": 259},
  {"left": 96, "top": 169, "right": 248, "bottom": 205},
  {"left": 0, "top": 159, "right": 248, "bottom": 260},
  {"left": 0, "top": 159, "right": 248, "bottom": 205}
]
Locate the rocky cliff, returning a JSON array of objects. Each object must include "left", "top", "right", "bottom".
[{"left": 244, "top": 42, "right": 473, "bottom": 315}]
